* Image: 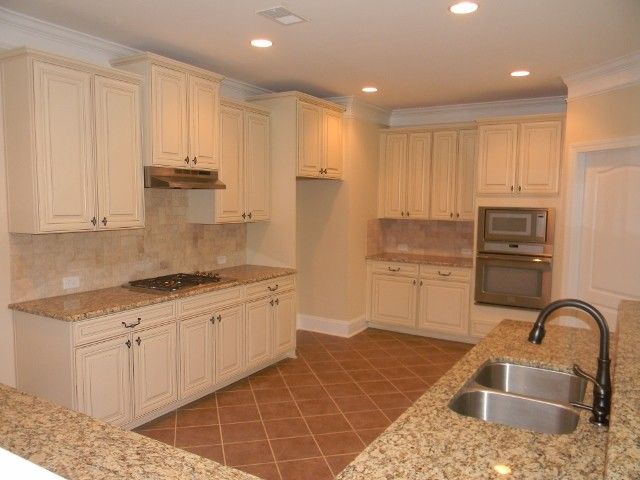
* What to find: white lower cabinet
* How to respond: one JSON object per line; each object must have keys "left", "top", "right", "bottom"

{"left": 367, "top": 261, "right": 471, "bottom": 340}
{"left": 75, "top": 336, "right": 132, "bottom": 426}
{"left": 215, "top": 304, "right": 246, "bottom": 382}
{"left": 179, "top": 313, "right": 215, "bottom": 399}
{"left": 14, "top": 274, "right": 297, "bottom": 430}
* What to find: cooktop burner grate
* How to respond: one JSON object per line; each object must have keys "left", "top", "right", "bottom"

{"left": 129, "top": 273, "right": 222, "bottom": 292}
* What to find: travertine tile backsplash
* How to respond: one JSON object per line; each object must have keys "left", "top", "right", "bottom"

{"left": 10, "top": 189, "right": 246, "bottom": 302}
{"left": 367, "top": 218, "right": 474, "bottom": 257}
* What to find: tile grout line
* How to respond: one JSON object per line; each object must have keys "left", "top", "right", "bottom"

{"left": 248, "top": 372, "right": 284, "bottom": 480}
{"left": 214, "top": 392, "right": 228, "bottom": 468}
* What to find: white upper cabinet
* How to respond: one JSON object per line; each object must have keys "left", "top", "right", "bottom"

{"left": 477, "top": 117, "right": 563, "bottom": 196}
{"left": 379, "top": 126, "right": 475, "bottom": 221}
{"left": 187, "top": 99, "right": 270, "bottom": 225}
{"left": 112, "top": 52, "right": 223, "bottom": 170}
{"left": 322, "top": 108, "right": 344, "bottom": 179}
{"left": 0, "top": 49, "right": 144, "bottom": 234}
{"left": 95, "top": 75, "right": 144, "bottom": 229}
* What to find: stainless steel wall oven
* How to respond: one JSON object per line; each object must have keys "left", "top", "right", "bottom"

{"left": 475, "top": 207, "right": 555, "bottom": 310}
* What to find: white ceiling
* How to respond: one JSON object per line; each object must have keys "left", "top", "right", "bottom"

{"left": 1, "top": 0, "right": 639, "bottom": 109}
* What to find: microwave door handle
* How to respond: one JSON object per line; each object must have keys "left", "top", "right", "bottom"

{"left": 477, "top": 254, "right": 552, "bottom": 264}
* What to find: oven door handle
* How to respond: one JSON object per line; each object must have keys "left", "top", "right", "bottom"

{"left": 476, "top": 254, "right": 552, "bottom": 264}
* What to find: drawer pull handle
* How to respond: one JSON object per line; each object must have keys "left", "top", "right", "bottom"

{"left": 267, "top": 284, "right": 279, "bottom": 292}
{"left": 388, "top": 267, "right": 401, "bottom": 272}
{"left": 122, "top": 318, "right": 141, "bottom": 328}
{"left": 135, "top": 337, "right": 141, "bottom": 346}
{"left": 437, "top": 271, "right": 452, "bottom": 277}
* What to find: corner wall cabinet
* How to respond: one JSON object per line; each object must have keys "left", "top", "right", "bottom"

{"left": 248, "top": 91, "right": 345, "bottom": 180}
{"left": 366, "top": 260, "right": 472, "bottom": 341}
{"left": 112, "top": 52, "right": 223, "bottom": 170}
{"left": 378, "top": 125, "right": 477, "bottom": 221}
{"left": 187, "top": 99, "right": 271, "bottom": 224}
{"left": 476, "top": 116, "right": 564, "bottom": 196}
{"left": 0, "top": 48, "right": 144, "bottom": 233}
{"left": 13, "top": 274, "right": 296, "bottom": 429}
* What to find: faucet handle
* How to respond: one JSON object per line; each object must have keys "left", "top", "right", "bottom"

{"left": 573, "top": 364, "right": 606, "bottom": 396}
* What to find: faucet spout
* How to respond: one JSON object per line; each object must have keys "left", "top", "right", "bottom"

{"left": 527, "top": 298, "right": 611, "bottom": 427}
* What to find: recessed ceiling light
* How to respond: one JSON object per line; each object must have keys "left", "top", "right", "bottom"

{"left": 510, "top": 70, "right": 530, "bottom": 77}
{"left": 251, "top": 39, "right": 273, "bottom": 48}
{"left": 449, "top": 2, "right": 479, "bottom": 14}
{"left": 362, "top": 87, "right": 378, "bottom": 93}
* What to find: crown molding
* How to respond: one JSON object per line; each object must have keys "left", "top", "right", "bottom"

{"left": 390, "top": 96, "right": 566, "bottom": 127}
{"left": 0, "top": 6, "right": 270, "bottom": 99}
{"left": 562, "top": 51, "right": 640, "bottom": 101}
{"left": 326, "top": 96, "right": 391, "bottom": 125}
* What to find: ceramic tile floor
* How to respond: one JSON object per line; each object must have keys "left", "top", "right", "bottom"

{"left": 134, "top": 328, "right": 473, "bottom": 480}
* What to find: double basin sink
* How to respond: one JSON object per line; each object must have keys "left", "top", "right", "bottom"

{"left": 449, "top": 361, "right": 588, "bottom": 434}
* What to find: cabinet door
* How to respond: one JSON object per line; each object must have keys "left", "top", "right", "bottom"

{"left": 517, "top": 121, "right": 562, "bottom": 195}
{"left": 133, "top": 323, "right": 177, "bottom": 418}
{"left": 406, "top": 132, "right": 431, "bottom": 219}
{"left": 94, "top": 75, "right": 144, "bottom": 230}
{"left": 322, "top": 109, "right": 343, "bottom": 179}
{"left": 297, "top": 101, "right": 322, "bottom": 177}
{"left": 370, "top": 274, "right": 418, "bottom": 327}
{"left": 215, "top": 104, "right": 245, "bottom": 223}
{"left": 273, "top": 291, "right": 296, "bottom": 356}
{"left": 151, "top": 65, "right": 188, "bottom": 167}
{"left": 75, "top": 336, "right": 132, "bottom": 426}
{"left": 383, "top": 134, "right": 407, "bottom": 219}
{"left": 215, "top": 304, "right": 245, "bottom": 382}
{"left": 430, "top": 131, "right": 458, "bottom": 220}
{"left": 245, "top": 297, "right": 273, "bottom": 369}
{"left": 245, "top": 111, "right": 270, "bottom": 222}
{"left": 33, "top": 61, "right": 96, "bottom": 232}
{"left": 179, "top": 314, "right": 214, "bottom": 400}
{"left": 189, "top": 75, "right": 219, "bottom": 170}
{"left": 455, "top": 130, "right": 477, "bottom": 221}
{"left": 418, "top": 280, "right": 469, "bottom": 336}
{"left": 477, "top": 124, "right": 518, "bottom": 194}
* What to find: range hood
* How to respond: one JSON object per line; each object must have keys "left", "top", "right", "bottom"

{"left": 144, "top": 166, "right": 226, "bottom": 189}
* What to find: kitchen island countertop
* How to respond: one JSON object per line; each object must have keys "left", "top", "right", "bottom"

{"left": 366, "top": 252, "right": 473, "bottom": 268}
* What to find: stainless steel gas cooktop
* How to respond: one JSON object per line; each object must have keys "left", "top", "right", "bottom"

{"left": 129, "top": 272, "right": 223, "bottom": 292}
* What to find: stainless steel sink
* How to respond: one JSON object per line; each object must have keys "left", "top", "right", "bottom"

{"left": 473, "top": 361, "right": 587, "bottom": 404}
{"left": 449, "top": 388, "right": 581, "bottom": 434}
{"left": 448, "top": 361, "right": 587, "bottom": 435}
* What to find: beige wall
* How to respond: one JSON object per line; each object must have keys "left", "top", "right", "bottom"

{"left": 296, "top": 117, "right": 380, "bottom": 322}
{"left": 10, "top": 189, "right": 246, "bottom": 303}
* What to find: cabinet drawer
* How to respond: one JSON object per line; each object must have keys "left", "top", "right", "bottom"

{"left": 370, "top": 261, "right": 419, "bottom": 276}
{"left": 178, "top": 286, "right": 243, "bottom": 318}
{"left": 73, "top": 302, "right": 176, "bottom": 346}
{"left": 245, "top": 275, "right": 295, "bottom": 300}
{"left": 420, "top": 265, "right": 471, "bottom": 282}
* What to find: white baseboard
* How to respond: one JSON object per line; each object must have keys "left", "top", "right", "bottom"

{"left": 297, "top": 314, "right": 367, "bottom": 338}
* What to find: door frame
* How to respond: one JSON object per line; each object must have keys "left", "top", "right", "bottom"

{"left": 558, "top": 134, "right": 640, "bottom": 327}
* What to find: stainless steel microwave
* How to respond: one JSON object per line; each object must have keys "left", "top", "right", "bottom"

{"left": 478, "top": 207, "right": 555, "bottom": 250}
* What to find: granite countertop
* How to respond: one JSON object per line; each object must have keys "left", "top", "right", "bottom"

{"left": 366, "top": 252, "right": 473, "bottom": 268}
{"left": 338, "top": 318, "right": 615, "bottom": 479}
{"left": 9, "top": 264, "right": 296, "bottom": 322}
{"left": 0, "top": 384, "right": 257, "bottom": 480}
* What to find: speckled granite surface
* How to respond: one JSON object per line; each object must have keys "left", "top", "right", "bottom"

{"left": 604, "top": 300, "right": 640, "bottom": 480}
{"left": 0, "top": 384, "right": 256, "bottom": 480}
{"left": 366, "top": 252, "right": 473, "bottom": 268}
{"left": 9, "top": 265, "right": 295, "bottom": 321}
{"left": 338, "top": 319, "right": 610, "bottom": 480}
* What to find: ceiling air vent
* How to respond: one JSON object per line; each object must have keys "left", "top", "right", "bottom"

{"left": 256, "top": 6, "right": 309, "bottom": 25}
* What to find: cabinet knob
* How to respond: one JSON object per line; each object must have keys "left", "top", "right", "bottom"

{"left": 270, "top": 299, "right": 275, "bottom": 307}
{"left": 400, "top": 211, "right": 405, "bottom": 217}
{"left": 184, "top": 156, "right": 190, "bottom": 164}
{"left": 275, "top": 298, "right": 280, "bottom": 306}
{"left": 420, "top": 280, "right": 423, "bottom": 286}
{"left": 450, "top": 212, "right": 453, "bottom": 218}
{"left": 412, "top": 280, "right": 417, "bottom": 285}
{"left": 406, "top": 211, "right": 410, "bottom": 217}
{"left": 135, "top": 337, "right": 141, "bottom": 346}
{"left": 456, "top": 213, "right": 460, "bottom": 218}
{"left": 242, "top": 212, "right": 246, "bottom": 219}
{"left": 217, "top": 315, "right": 222, "bottom": 323}
{"left": 511, "top": 185, "right": 514, "bottom": 192}
{"left": 193, "top": 156, "right": 198, "bottom": 165}
{"left": 125, "top": 339, "right": 132, "bottom": 349}
{"left": 210, "top": 316, "right": 216, "bottom": 324}
{"left": 517, "top": 185, "right": 522, "bottom": 192}
{"left": 101, "top": 217, "right": 108, "bottom": 226}
{"left": 90, "top": 217, "right": 97, "bottom": 226}
{"left": 247, "top": 212, "right": 253, "bottom": 219}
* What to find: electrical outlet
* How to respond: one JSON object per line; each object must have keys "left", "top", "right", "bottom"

{"left": 63, "top": 276, "right": 80, "bottom": 290}
{"left": 397, "top": 243, "right": 409, "bottom": 252}
{"left": 216, "top": 255, "right": 227, "bottom": 265}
